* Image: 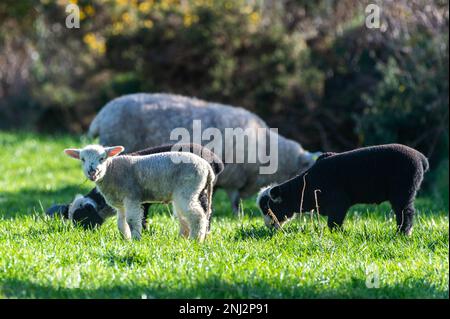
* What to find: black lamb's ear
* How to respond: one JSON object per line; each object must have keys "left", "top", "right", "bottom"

{"left": 61, "top": 205, "right": 70, "bottom": 219}
{"left": 46, "top": 204, "right": 70, "bottom": 219}
{"left": 269, "top": 186, "right": 282, "bottom": 202}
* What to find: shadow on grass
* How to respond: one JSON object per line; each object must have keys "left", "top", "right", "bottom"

{"left": 0, "top": 185, "right": 90, "bottom": 219}
{"left": 1, "top": 276, "right": 447, "bottom": 299}
{"left": 0, "top": 186, "right": 240, "bottom": 219}
{"left": 0, "top": 185, "right": 187, "bottom": 220}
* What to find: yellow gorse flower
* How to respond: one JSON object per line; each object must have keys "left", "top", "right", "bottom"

{"left": 84, "top": 5, "right": 95, "bottom": 16}
{"left": 83, "top": 33, "right": 106, "bottom": 55}
{"left": 249, "top": 11, "right": 261, "bottom": 25}
{"left": 112, "top": 21, "right": 124, "bottom": 34}
{"left": 116, "top": 0, "right": 129, "bottom": 7}
{"left": 122, "top": 12, "right": 132, "bottom": 24}
{"left": 139, "top": 1, "right": 154, "bottom": 13}
{"left": 143, "top": 19, "right": 154, "bottom": 28}
{"left": 183, "top": 13, "right": 199, "bottom": 27}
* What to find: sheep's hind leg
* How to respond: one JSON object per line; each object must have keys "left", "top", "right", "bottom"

{"left": 124, "top": 199, "right": 143, "bottom": 240}
{"left": 390, "top": 184, "right": 417, "bottom": 236}
{"left": 174, "top": 196, "right": 207, "bottom": 242}
{"left": 199, "top": 188, "right": 213, "bottom": 235}
{"left": 392, "top": 201, "right": 415, "bottom": 236}
{"left": 117, "top": 208, "right": 131, "bottom": 240}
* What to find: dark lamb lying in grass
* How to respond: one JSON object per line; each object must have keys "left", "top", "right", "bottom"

{"left": 46, "top": 143, "right": 224, "bottom": 230}
{"left": 257, "top": 144, "right": 429, "bottom": 235}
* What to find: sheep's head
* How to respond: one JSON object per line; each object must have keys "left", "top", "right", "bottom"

{"left": 68, "top": 195, "right": 104, "bottom": 229}
{"left": 64, "top": 144, "right": 124, "bottom": 182}
{"left": 257, "top": 185, "right": 295, "bottom": 229}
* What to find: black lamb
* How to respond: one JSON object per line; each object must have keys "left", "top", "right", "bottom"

{"left": 257, "top": 144, "right": 429, "bottom": 235}
{"left": 46, "top": 143, "right": 224, "bottom": 229}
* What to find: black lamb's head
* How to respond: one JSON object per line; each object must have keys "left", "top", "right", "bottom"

{"left": 257, "top": 185, "right": 297, "bottom": 229}
{"left": 69, "top": 195, "right": 105, "bottom": 229}
{"left": 72, "top": 204, "right": 104, "bottom": 229}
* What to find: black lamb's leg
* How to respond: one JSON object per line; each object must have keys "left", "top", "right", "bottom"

{"left": 142, "top": 203, "right": 151, "bottom": 230}
{"left": 327, "top": 213, "right": 346, "bottom": 231}
{"left": 390, "top": 182, "right": 417, "bottom": 235}
{"left": 392, "top": 200, "right": 415, "bottom": 236}
{"left": 321, "top": 193, "right": 350, "bottom": 231}
{"left": 325, "top": 201, "right": 349, "bottom": 231}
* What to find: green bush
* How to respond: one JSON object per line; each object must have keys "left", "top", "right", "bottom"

{"left": 103, "top": 0, "right": 304, "bottom": 116}
{"left": 301, "top": 1, "right": 448, "bottom": 162}
{"left": 357, "top": 32, "right": 449, "bottom": 165}
{"left": 430, "top": 159, "right": 450, "bottom": 210}
{"left": 0, "top": 1, "right": 448, "bottom": 198}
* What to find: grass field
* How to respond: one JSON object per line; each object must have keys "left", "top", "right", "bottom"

{"left": 0, "top": 132, "right": 448, "bottom": 298}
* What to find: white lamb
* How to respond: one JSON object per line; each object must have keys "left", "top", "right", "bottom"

{"left": 64, "top": 144, "right": 215, "bottom": 242}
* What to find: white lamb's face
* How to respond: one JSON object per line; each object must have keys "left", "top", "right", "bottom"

{"left": 79, "top": 146, "right": 108, "bottom": 182}
{"left": 64, "top": 144, "right": 124, "bottom": 183}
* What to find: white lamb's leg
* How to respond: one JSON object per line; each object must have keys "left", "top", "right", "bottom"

{"left": 185, "top": 199, "right": 208, "bottom": 242}
{"left": 117, "top": 208, "right": 131, "bottom": 240}
{"left": 172, "top": 203, "right": 189, "bottom": 238}
{"left": 189, "top": 206, "right": 208, "bottom": 242}
{"left": 173, "top": 195, "right": 207, "bottom": 242}
{"left": 124, "top": 198, "right": 143, "bottom": 240}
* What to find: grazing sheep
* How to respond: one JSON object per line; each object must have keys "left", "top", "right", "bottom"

{"left": 257, "top": 144, "right": 429, "bottom": 235}
{"left": 64, "top": 144, "right": 215, "bottom": 241}
{"left": 49, "top": 143, "right": 223, "bottom": 230}
{"left": 67, "top": 192, "right": 108, "bottom": 228}
{"left": 88, "top": 93, "right": 320, "bottom": 213}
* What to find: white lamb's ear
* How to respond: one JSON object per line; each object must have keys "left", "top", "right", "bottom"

{"left": 64, "top": 148, "right": 81, "bottom": 159}
{"left": 105, "top": 146, "right": 124, "bottom": 158}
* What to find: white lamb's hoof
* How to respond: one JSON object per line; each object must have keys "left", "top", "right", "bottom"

{"left": 131, "top": 231, "right": 142, "bottom": 240}
{"left": 120, "top": 231, "right": 132, "bottom": 241}
{"left": 189, "top": 233, "right": 206, "bottom": 242}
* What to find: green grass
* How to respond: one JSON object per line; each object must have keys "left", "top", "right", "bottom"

{"left": 0, "top": 132, "right": 448, "bottom": 298}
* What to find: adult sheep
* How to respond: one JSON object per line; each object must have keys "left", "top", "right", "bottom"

{"left": 89, "top": 93, "right": 320, "bottom": 213}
